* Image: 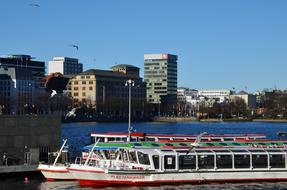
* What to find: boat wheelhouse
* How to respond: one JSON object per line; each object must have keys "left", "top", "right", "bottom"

{"left": 69, "top": 146, "right": 287, "bottom": 187}
{"left": 90, "top": 132, "right": 266, "bottom": 143}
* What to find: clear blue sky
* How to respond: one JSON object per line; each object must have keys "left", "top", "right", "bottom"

{"left": 0, "top": 0, "right": 286, "bottom": 92}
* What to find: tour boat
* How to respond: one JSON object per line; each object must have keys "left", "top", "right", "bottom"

{"left": 68, "top": 145, "right": 287, "bottom": 187}
{"left": 90, "top": 132, "right": 266, "bottom": 143}
{"left": 38, "top": 139, "right": 75, "bottom": 181}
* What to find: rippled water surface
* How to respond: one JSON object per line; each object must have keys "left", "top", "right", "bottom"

{"left": 3, "top": 121, "right": 287, "bottom": 190}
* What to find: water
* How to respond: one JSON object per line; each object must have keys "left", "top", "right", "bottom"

{"left": 3, "top": 121, "right": 287, "bottom": 190}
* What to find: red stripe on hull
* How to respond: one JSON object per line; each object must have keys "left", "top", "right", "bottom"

{"left": 46, "top": 178, "right": 75, "bottom": 181}
{"left": 77, "top": 178, "right": 287, "bottom": 187}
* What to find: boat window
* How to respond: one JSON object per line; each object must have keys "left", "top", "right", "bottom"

{"left": 198, "top": 155, "right": 214, "bottom": 169}
{"left": 103, "top": 150, "right": 117, "bottom": 160}
{"left": 165, "top": 143, "right": 173, "bottom": 146}
{"left": 206, "top": 143, "right": 214, "bottom": 146}
{"left": 115, "top": 137, "right": 122, "bottom": 142}
{"left": 94, "top": 150, "right": 104, "bottom": 159}
{"left": 164, "top": 155, "right": 176, "bottom": 170}
{"left": 128, "top": 151, "right": 138, "bottom": 163}
{"left": 152, "top": 155, "right": 160, "bottom": 169}
{"left": 252, "top": 154, "right": 268, "bottom": 168}
{"left": 234, "top": 155, "right": 250, "bottom": 168}
{"left": 107, "top": 137, "right": 115, "bottom": 142}
{"left": 94, "top": 137, "right": 104, "bottom": 142}
{"left": 146, "top": 137, "right": 156, "bottom": 141}
{"left": 122, "top": 150, "right": 129, "bottom": 163}
{"left": 179, "top": 155, "right": 196, "bottom": 169}
{"left": 232, "top": 143, "right": 241, "bottom": 146}
{"left": 130, "top": 137, "right": 137, "bottom": 142}
{"left": 270, "top": 154, "right": 285, "bottom": 168}
{"left": 138, "top": 152, "right": 150, "bottom": 165}
{"left": 179, "top": 143, "right": 188, "bottom": 146}
{"left": 159, "top": 138, "right": 170, "bottom": 140}
{"left": 219, "top": 143, "right": 228, "bottom": 146}
{"left": 216, "top": 155, "right": 232, "bottom": 169}
{"left": 223, "top": 138, "right": 234, "bottom": 141}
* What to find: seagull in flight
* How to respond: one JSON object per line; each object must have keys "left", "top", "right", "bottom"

{"left": 70, "top": 44, "right": 79, "bottom": 51}
{"left": 29, "top": 3, "right": 40, "bottom": 7}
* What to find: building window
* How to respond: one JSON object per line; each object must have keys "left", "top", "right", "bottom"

{"left": 74, "top": 81, "right": 78, "bottom": 85}
{"left": 82, "top": 87, "right": 86, "bottom": 90}
{"left": 89, "top": 81, "right": 93, "bottom": 84}
{"left": 82, "top": 81, "right": 86, "bottom": 85}
{"left": 74, "top": 87, "right": 78, "bottom": 90}
{"left": 82, "top": 92, "right": 86, "bottom": 96}
{"left": 74, "top": 92, "right": 78, "bottom": 96}
{"left": 89, "top": 87, "right": 93, "bottom": 90}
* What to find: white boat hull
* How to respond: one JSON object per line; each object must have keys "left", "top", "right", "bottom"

{"left": 68, "top": 164, "right": 287, "bottom": 186}
{"left": 38, "top": 164, "right": 74, "bottom": 181}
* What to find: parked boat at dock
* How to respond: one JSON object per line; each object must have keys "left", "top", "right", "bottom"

{"left": 69, "top": 145, "right": 287, "bottom": 187}
{"left": 90, "top": 132, "right": 266, "bottom": 143}
{"left": 37, "top": 139, "right": 74, "bottom": 181}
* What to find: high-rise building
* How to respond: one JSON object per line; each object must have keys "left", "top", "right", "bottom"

{"left": 0, "top": 66, "right": 34, "bottom": 114}
{"left": 0, "top": 55, "right": 45, "bottom": 89}
{"left": 144, "top": 54, "right": 178, "bottom": 105}
{"left": 48, "top": 57, "right": 83, "bottom": 75}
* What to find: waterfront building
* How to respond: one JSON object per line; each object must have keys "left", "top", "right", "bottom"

{"left": 0, "top": 55, "right": 45, "bottom": 89}
{"left": 0, "top": 115, "right": 61, "bottom": 165}
{"left": 198, "top": 89, "right": 231, "bottom": 103}
{"left": 230, "top": 91, "right": 256, "bottom": 109}
{"left": 144, "top": 54, "right": 177, "bottom": 113}
{"left": 0, "top": 67, "right": 34, "bottom": 114}
{"left": 69, "top": 64, "right": 146, "bottom": 118}
{"left": 48, "top": 57, "right": 83, "bottom": 75}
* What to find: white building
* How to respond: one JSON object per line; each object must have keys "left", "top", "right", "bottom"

{"left": 198, "top": 89, "right": 231, "bottom": 103}
{"left": 230, "top": 91, "right": 256, "bottom": 109}
{"left": 48, "top": 57, "right": 83, "bottom": 75}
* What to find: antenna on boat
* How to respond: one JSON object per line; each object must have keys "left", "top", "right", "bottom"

{"left": 84, "top": 139, "right": 100, "bottom": 166}
{"left": 187, "top": 132, "right": 208, "bottom": 154}
{"left": 53, "top": 139, "right": 68, "bottom": 166}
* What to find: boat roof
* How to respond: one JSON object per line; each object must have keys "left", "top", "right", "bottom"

{"left": 90, "top": 132, "right": 266, "bottom": 138}
{"left": 83, "top": 140, "right": 287, "bottom": 151}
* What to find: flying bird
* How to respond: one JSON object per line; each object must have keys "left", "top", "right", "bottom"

{"left": 29, "top": 3, "right": 40, "bottom": 7}
{"left": 50, "top": 90, "right": 57, "bottom": 98}
{"left": 70, "top": 44, "right": 79, "bottom": 51}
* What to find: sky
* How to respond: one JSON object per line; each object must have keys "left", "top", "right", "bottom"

{"left": 0, "top": 0, "right": 286, "bottom": 93}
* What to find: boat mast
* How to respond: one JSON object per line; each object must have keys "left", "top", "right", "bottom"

{"left": 84, "top": 139, "right": 100, "bottom": 166}
{"left": 53, "top": 139, "right": 67, "bottom": 166}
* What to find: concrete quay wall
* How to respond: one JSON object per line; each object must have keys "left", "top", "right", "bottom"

{"left": 0, "top": 115, "right": 61, "bottom": 165}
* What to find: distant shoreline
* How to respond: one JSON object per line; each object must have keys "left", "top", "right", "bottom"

{"left": 152, "top": 117, "right": 287, "bottom": 123}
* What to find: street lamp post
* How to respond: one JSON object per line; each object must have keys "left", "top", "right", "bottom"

{"left": 125, "top": 79, "right": 134, "bottom": 142}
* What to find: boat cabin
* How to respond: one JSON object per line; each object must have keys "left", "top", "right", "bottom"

{"left": 88, "top": 147, "right": 287, "bottom": 172}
